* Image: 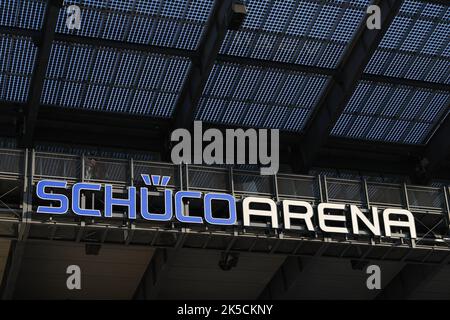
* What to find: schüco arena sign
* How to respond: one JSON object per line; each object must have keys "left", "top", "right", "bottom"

{"left": 35, "top": 174, "right": 417, "bottom": 239}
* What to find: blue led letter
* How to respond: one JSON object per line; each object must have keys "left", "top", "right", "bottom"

{"left": 72, "top": 183, "right": 102, "bottom": 217}
{"left": 105, "top": 185, "right": 137, "bottom": 219}
{"left": 36, "top": 180, "right": 69, "bottom": 214}
{"left": 140, "top": 188, "right": 173, "bottom": 221}
{"left": 204, "top": 193, "right": 237, "bottom": 226}
{"left": 175, "top": 191, "right": 203, "bottom": 224}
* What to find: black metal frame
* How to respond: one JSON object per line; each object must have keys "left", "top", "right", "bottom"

{"left": 296, "top": 0, "right": 404, "bottom": 173}
{"left": 1, "top": 101, "right": 449, "bottom": 180}
{"left": 172, "top": 0, "right": 235, "bottom": 129}
{"left": 417, "top": 113, "right": 450, "bottom": 184}
{"left": 0, "top": 0, "right": 449, "bottom": 301}
{"left": 0, "top": 0, "right": 448, "bottom": 180}
{"left": 20, "top": 0, "right": 62, "bottom": 147}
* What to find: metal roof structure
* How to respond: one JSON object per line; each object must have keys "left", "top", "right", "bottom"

{"left": 0, "top": 0, "right": 450, "bottom": 301}
{"left": 0, "top": 0, "right": 449, "bottom": 182}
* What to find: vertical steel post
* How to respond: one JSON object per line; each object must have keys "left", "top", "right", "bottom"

{"left": 130, "top": 158, "right": 134, "bottom": 186}
{"left": 81, "top": 154, "right": 85, "bottom": 182}
{"left": 178, "top": 164, "right": 183, "bottom": 191}
{"left": 273, "top": 173, "right": 279, "bottom": 202}
{"left": 318, "top": 174, "right": 324, "bottom": 203}
{"left": 19, "top": 149, "right": 29, "bottom": 241}
{"left": 229, "top": 166, "right": 235, "bottom": 196}
{"left": 443, "top": 186, "right": 450, "bottom": 230}
{"left": 323, "top": 175, "right": 329, "bottom": 203}
{"left": 80, "top": 155, "right": 86, "bottom": 211}
{"left": 402, "top": 182, "right": 413, "bottom": 246}
{"left": 363, "top": 178, "right": 370, "bottom": 208}
{"left": 20, "top": 149, "right": 34, "bottom": 241}
{"left": 28, "top": 149, "right": 35, "bottom": 228}
{"left": 403, "top": 182, "right": 410, "bottom": 211}
{"left": 185, "top": 163, "right": 189, "bottom": 191}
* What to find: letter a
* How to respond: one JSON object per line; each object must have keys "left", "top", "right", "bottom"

{"left": 366, "top": 265, "right": 381, "bottom": 290}
{"left": 66, "top": 5, "right": 82, "bottom": 30}
{"left": 66, "top": 265, "right": 81, "bottom": 290}
{"left": 366, "top": 5, "right": 381, "bottom": 30}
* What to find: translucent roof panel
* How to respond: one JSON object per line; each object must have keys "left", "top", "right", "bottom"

{"left": 0, "top": 35, "right": 37, "bottom": 103}
{"left": 331, "top": 80, "right": 450, "bottom": 145}
{"left": 57, "top": 0, "right": 214, "bottom": 50}
{"left": 220, "top": 0, "right": 370, "bottom": 68}
{"left": 195, "top": 62, "right": 329, "bottom": 131}
{"left": 0, "top": 0, "right": 47, "bottom": 30}
{"left": 41, "top": 42, "right": 191, "bottom": 118}
{"left": 365, "top": 0, "right": 450, "bottom": 84}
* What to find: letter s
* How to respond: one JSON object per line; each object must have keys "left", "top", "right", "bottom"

{"left": 36, "top": 180, "right": 69, "bottom": 214}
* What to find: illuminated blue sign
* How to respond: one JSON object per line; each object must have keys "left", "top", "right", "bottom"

{"left": 37, "top": 174, "right": 237, "bottom": 226}
{"left": 35, "top": 174, "right": 417, "bottom": 239}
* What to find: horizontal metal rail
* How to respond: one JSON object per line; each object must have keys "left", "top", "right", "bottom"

{"left": 0, "top": 147, "right": 449, "bottom": 261}
{"left": 0, "top": 147, "right": 448, "bottom": 210}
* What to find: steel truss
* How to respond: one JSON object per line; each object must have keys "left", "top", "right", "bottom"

{"left": 0, "top": 0, "right": 449, "bottom": 181}
{"left": 20, "top": 0, "right": 62, "bottom": 147}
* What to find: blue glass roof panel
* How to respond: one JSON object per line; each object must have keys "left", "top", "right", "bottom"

{"left": 220, "top": 0, "right": 369, "bottom": 68}
{"left": 2, "top": 75, "right": 31, "bottom": 103}
{"left": 0, "top": 0, "right": 446, "bottom": 149}
{"left": 57, "top": 0, "right": 214, "bottom": 50}
{"left": 0, "top": 0, "right": 46, "bottom": 30}
{"left": 422, "top": 3, "right": 447, "bottom": 18}
{"left": 0, "top": 35, "right": 37, "bottom": 103}
{"left": 196, "top": 62, "right": 329, "bottom": 131}
{"left": 365, "top": 0, "right": 450, "bottom": 84}
{"left": 332, "top": 81, "right": 450, "bottom": 144}
{"left": 42, "top": 42, "right": 190, "bottom": 117}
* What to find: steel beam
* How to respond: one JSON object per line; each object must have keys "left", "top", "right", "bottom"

{"left": 317, "top": 136, "right": 421, "bottom": 175}
{"left": 259, "top": 256, "right": 306, "bottom": 300}
{"left": 0, "top": 26, "right": 40, "bottom": 38}
{"left": 1, "top": 100, "right": 447, "bottom": 179}
{"left": 133, "top": 247, "right": 183, "bottom": 300}
{"left": 217, "top": 55, "right": 450, "bottom": 92}
{"left": 0, "top": 146, "right": 34, "bottom": 299}
{"left": 1, "top": 102, "right": 446, "bottom": 179}
{"left": 1, "top": 103, "right": 169, "bottom": 151}
{"left": 361, "top": 73, "right": 450, "bottom": 92}
{"left": 217, "top": 54, "right": 334, "bottom": 76}
{"left": 171, "top": 0, "right": 239, "bottom": 129}
{"left": 133, "top": 249, "right": 168, "bottom": 299}
{"left": 1, "top": 26, "right": 448, "bottom": 93}
{"left": 35, "top": 106, "right": 169, "bottom": 151}
{"left": 296, "top": 0, "right": 404, "bottom": 173}
{"left": 0, "top": 25, "right": 194, "bottom": 57}
{"left": 1, "top": 145, "right": 30, "bottom": 299}
{"left": 417, "top": 0, "right": 450, "bottom": 5}
{"left": 20, "top": 0, "right": 62, "bottom": 147}
{"left": 0, "top": 241, "right": 26, "bottom": 299}
{"left": 415, "top": 111, "right": 450, "bottom": 184}
{"left": 376, "top": 263, "right": 443, "bottom": 300}
{"left": 57, "top": 33, "right": 196, "bottom": 58}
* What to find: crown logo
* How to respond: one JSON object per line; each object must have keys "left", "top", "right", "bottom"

{"left": 141, "top": 174, "right": 170, "bottom": 187}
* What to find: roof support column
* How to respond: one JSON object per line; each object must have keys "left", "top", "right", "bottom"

{"left": 376, "top": 263, "right": 444, "bottom": 300}
{"left": 295, "top": 0, "right": 403, "bottom": 173}
{"left": 414, "top": 112, "right": 450, "bottom": 184}
{"left": 20, "top": 0, "right": 62, "bottom": 147}
{"left": 1, "top": 148, "right": 33, "bottom": 299}
{"left": 258, "top": 256, "right": 306, "bottom": 300}
{"left": 172, "top": 0, "right": 247, "bottom": 130}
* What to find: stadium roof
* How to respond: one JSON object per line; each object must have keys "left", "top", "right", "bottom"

{"left": 0, "top": 0, "right": 449, "bottom": 182}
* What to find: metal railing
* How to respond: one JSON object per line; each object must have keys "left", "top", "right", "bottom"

{"left": 0, "top": 147, "right": 448, "bottom": 214}
{"left": 0, "top": 147, "right": 450, "bottom": 262}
